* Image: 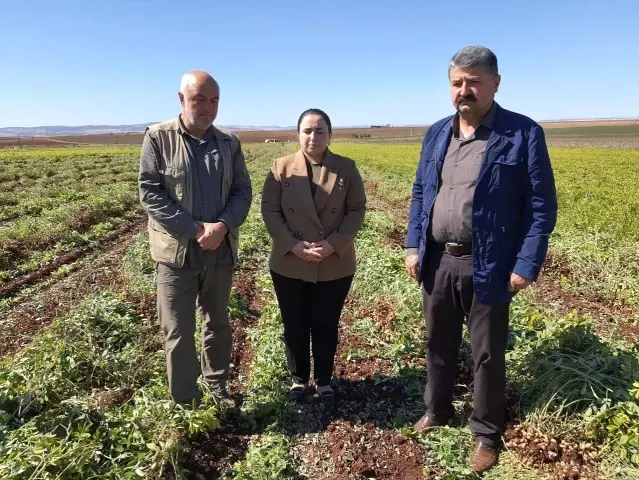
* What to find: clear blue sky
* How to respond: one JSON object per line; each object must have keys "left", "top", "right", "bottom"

{"left": 1, "top": 0, "right": 638, "bottom": 128}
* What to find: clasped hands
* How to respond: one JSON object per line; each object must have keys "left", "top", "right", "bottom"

{"left": 195, "top": 222, "right": 228, "bottom": 251}
{"left": 292, "top": 241, "right": 334, "bottom": 262}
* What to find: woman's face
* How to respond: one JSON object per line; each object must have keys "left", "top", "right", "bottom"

{"left": 298, "top": 113, "right": 331, "bottom": 158}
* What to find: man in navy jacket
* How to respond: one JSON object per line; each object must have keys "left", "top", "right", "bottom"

{"left": 405, "top": 46, "right": 557, "bottom": 473}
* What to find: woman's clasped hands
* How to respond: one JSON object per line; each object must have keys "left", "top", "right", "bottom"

{"left": 291, "top": 241, "right": 335, "bottom": 262}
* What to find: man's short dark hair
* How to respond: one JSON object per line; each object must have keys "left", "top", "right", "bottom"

{"left": 449, "top": 46, "right": 498, "bottom": 76}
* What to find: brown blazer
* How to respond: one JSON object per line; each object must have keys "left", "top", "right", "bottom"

{"left": 261, "top": 149, "right": 367, "bottom": 283}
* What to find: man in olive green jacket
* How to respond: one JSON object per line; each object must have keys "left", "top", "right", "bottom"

{"left": 138, "top": 71, "right": 252, "bottom": 405}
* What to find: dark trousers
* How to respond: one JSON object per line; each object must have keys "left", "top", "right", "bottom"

{"left": 271, "top": 271, "right": 353, "bottom": 386}
{"left": 421, "top": 249, "right": 510, "bottom": 445}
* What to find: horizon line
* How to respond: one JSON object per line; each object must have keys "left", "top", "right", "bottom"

{"left": 1, "top": 115, "right": 638, "bottom": 133}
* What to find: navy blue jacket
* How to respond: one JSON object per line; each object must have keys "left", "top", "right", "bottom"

{"left": 406, "top": 104, "right": 558, "bottom": 304}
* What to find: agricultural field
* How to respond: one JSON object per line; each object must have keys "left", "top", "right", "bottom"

{"left": 0, "top": 135, "right": 638, "bottom": 479}
{"left": 0, "top": 147, "right": 143, "bottom": 299}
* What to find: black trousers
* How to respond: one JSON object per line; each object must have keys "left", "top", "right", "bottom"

{"left": 271, "top": 270, "right": 354, "bottom": 386}
{"left": 421, "top": 248, "right": 510, "bottom": 446}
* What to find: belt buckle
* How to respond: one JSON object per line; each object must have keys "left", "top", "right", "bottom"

{"left": 445, "top": 242, "right": 462, "bottom": 255}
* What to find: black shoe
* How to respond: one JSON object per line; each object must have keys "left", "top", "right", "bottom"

{"left": 317, "top": 385, "right": 335, "bottom": 407}
{"left": 210, "top": 386, "right": 236, "bottom": 409}
{"left": 289, "top": 384, "right": 306, "bottom": 403}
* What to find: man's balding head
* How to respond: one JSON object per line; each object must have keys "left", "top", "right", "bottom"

{"left": 178, "top": 71, "right": 220, "bottom": 136}
{"left": 179, "top": 71, "right": 219, "bottom": 95}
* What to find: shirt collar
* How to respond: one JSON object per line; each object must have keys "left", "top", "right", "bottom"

{"left": 452, "top": 101, "right": 497, "bottom": 138}
{"left": 480, "top": 102, "right": 497, "bottom": 130}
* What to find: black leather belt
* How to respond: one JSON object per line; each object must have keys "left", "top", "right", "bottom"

{"left": 431, "top": 242, "right": 472, "bottom": 256}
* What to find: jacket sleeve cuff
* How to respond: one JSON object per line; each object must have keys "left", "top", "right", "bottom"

{"left": 217, "top": 213, "right": 236, "bottom": 232}
{"left": 187, "top": 220, "right": 201, "bottom": 239}
{"left": 326, "top": 233, "right": 350, "bottom": 258}
{"left": 513, "top": 258, "right": 538, "bottom": 282}
{"left": 405, "top": 248, "right": 419, "bottom": 257}
{"left": 279, "top": 236, "right": 299, "bottom": 254}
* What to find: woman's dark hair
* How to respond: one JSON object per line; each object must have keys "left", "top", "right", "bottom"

{"left": 297, "top": 108, "right": 332, "bottom": 134}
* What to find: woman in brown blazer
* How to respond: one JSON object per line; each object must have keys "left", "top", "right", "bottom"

{"left": 261, "top": 108, "right": 366, "bottom": 406}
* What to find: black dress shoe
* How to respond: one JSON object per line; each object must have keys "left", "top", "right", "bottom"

{"left": 289, "top": 385, "right": 306, "bottom": 403}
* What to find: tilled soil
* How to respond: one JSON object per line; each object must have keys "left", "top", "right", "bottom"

{"left": 327, "top": 422, "right": 425, "bottom": 480}
{"left": 228, "top": 262, "right": 263, "bottom": 394}
{"left": 0, "top": 221, "right": 145, "bottom": 357}
{"left": 290, "top": 304, "right": 428, "bottom": 479}
{"left": 0, "top": 219, "right": 145, "bottom": 300}
{"left": 178, "top": 424, "right": 252, "bottom": 480}
{"left": 291, "top": 273, "right": 618, "bottom": 479}
{"left": 532, "top": 254, "right": 639, "bottom": 343}
{"left": 292, "top": 384, "right": 428, "bottom": 480}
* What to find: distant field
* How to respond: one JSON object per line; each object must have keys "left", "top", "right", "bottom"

{"left": 0, "top": 133, "right": 144, "bottom": 147}
{"left": 543, "top": 124, "right": 639, "bottom": 148}
{"left": 544, "top": 124, "right": 639, "bottom": 136}
{"left": 0, "top": 127, "right": 429, "bottom": 147}
{"left": 1, "top": 119, "right": 637, "bottom": 148}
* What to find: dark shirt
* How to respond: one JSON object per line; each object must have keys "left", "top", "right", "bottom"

{"left": 306, "top": 160, "right": 323, "bottom": 197}
{"left": 181, "top": 126, "right": 232, "bottom": 268}
{"left": 430, "top": 102, "right": 497, "bottom": 244}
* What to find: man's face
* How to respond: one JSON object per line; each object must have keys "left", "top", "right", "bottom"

{"left": 449, "top": 66, "right": 500, "bottom": 116}
{"left": 179, "top": 80, "right": 220, "bottom": 131}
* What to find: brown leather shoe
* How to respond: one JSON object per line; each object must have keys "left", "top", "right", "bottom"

{"left": 413, "top": 412, "right": 450, "bottom": 432}
{"left": 470, "top": 439, "right": 499, "bottom": 473}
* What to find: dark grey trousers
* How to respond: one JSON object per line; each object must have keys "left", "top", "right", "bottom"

{"left": 157, "top": 263, "right": 234, "bottom": 404}
{"left": 421, "top": 248, "right": 510, "bottom": 446}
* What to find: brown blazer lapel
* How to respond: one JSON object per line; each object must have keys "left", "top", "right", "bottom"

{"left": 291, "top": 151, "right": 323, "bottom": 228}
{"left": 314, "top": 150, "right": 339, "bottom": 213}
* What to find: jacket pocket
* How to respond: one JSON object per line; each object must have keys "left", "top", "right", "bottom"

{"left": 163, "top": 167, "right": 186, "bottom": 201}
{"left": 149, "top": 225, "right": 180, "bottom": 264}
{"left": 498, "top": 225, "right": 513, "bottom": 248}
{"left": 489, "top": 153, "right": 522, "bottom": 191}
{"left": 494, "top": 152, "right": 523, "bottom": 165}
{"left": 497, "top": 225, "right": 518, "bottom": 271}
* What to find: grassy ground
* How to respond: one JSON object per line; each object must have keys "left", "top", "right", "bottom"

{"left": 0, "top": 142, "right": 638, "bottom": 479}
{"left": 331, "top": 144, "right": 639, "bottom": 319}
{"left": 0, "top": 147, "right": 143, "bottom": 285}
